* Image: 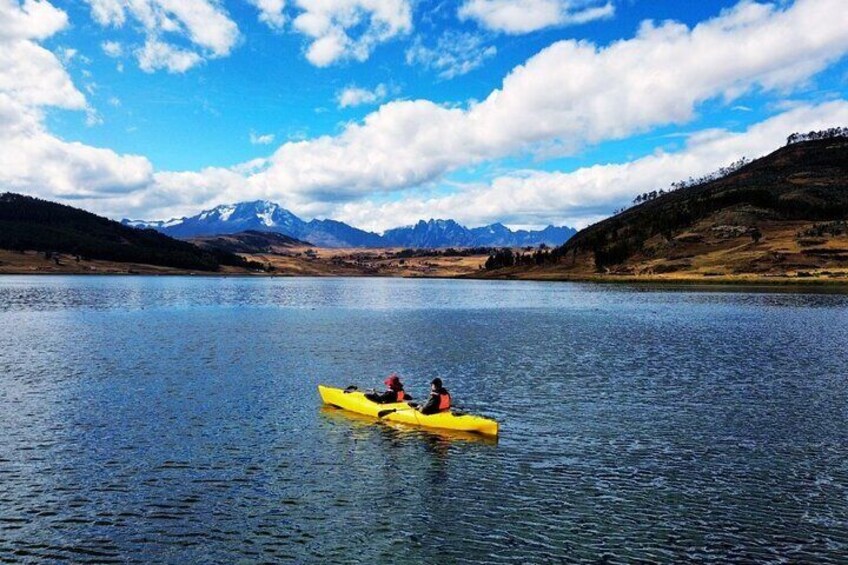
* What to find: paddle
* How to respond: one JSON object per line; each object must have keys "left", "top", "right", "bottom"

{"left": 377, "top": 404, "right": 418, "bottom": 419}
{"left": 378, "top": 405, "right": 469, "bottom": 418}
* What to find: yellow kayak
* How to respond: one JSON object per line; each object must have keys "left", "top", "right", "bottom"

{"left": 318, "top": 385, "right": 499, "bottom": 437}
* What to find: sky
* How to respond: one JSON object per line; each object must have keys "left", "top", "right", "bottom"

{"left": 1, "top": 0, "right": 847, "bottom": 232}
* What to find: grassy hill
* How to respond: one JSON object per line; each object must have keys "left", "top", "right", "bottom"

{"left": 480, "top": 133, "right": 848, "bottom": 282}
{"left": 0, "top": 193, "right": 263, "bottom": 272}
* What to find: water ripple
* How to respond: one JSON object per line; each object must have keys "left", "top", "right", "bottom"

{"left": 1, "top": 276, "right": 847, "bottom": 562}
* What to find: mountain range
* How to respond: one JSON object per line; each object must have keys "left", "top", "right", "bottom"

{"left": 122, "top": 201, "right": 576, "bottom": 248}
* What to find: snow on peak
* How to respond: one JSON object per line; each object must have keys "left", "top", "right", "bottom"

{"left": 217, "top": 205, "right": 236, "bottom": 221}
{"left": 163, "top": 217, "right": 185, "bottom": 228}
{"left": 257, "top": 208, "right": 276, "bottom": 226}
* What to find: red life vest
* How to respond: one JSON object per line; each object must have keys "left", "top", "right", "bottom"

{"left": 437, "top": 390, "right": 451, "bottom": 411}
{"left": 396, "top": 390, "right": 406, "bottom": 402}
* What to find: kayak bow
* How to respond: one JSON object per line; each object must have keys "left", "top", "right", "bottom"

{"left": 318, "top": 385, "right": 499, "bottom": 437}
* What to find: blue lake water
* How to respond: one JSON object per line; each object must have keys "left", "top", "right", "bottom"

{"left": 1, "top": 276, "right": 847, "bottom": 563}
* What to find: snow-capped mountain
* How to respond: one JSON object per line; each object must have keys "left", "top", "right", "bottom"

{"left": 123, "top": 201, "right": 306, "bottom": 239}
{"left": 122, "top": 200, "right": 382, "bottom": 246}
{"left": 123, "top": 202, "right": 575, "bottom": 248}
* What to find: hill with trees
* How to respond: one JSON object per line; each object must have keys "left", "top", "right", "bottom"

{"left": 479, "top": 130, "right": 848, "bottom": 281}
{"left": 0, "top": 193, "right": 265, "bottom": 272}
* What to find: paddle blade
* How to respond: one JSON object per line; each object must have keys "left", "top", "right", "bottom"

{"left": 377, "top": 409, "right": 396, "bottom": 419}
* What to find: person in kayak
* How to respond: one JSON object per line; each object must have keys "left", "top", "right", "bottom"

{"left": 418, "top": 378, "right": 451, "bottom": 415}
{"left": 364, "top": 373, "right": 410, "bottom": 404}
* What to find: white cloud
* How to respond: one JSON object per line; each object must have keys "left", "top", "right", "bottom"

{"left": 0, "top": 0, "right": 156, "bottom": 212}
{"left": 459, "top": 0, "right": 614, "bottom": 34}
{"left": 4, "top": 0, "right": 848, "bottom": 229}
{"left": 236, "top": 0, "right": 848, "bottom": 203}
{"left": 0, "top": 2, "right": 84, "bottom": 110}
{"left": 250, "top": 131, "right": 275, "bottom": 145}
{"left": 405, "top": 31, "right": 496, "bottom": 79}
{"left": 337, "top": 83, "right": 388, "bottom": 108}
{"left": 84, "top": 0, "right": 239, "bottom": 72}
{"left": 57, "top": 46, "right": 77, "bottom": 64}
{"left": 0, "top": 0, "right": 68, "bottom": 40}
{"left": 292, "top": 0, "right": 412, "bottom": 66}
{"left": 101, "top": 40, "right": 123, "bottom": 57}
{"left": 0, "top": 42, "right": 86, "bottom": 110}
{"left": 136, "top": 38, "right": 202, "bottom": 73}
{"left": 249, "top": 0, "right": 285, "bottom": 29}
{"left": 330, "top": 101, "right": 848, "bottom": 231}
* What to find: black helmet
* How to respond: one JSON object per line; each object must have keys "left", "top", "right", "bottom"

{"left": 431, "top": 377, "right": 443, "bottom": 388}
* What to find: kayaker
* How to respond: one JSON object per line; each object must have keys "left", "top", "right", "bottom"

{"left": 419, "top": 378, "right": 451, "bottom": 415}
{"left": 365, "top": 373, "right": 410, "bottom": 404}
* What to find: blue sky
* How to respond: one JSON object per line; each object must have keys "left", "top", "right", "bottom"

{"left": 2, "top": 0, "right": 848, "bottom": 231}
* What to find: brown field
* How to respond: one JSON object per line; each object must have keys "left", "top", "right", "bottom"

{"left": 0, "top": 247, "right": 489, "bottom": 278}
{"left": 249, "top": 246, "right": 488, "bottom": 277}
{"left": 5, "top": 226, "right": 848, "bottom": 288}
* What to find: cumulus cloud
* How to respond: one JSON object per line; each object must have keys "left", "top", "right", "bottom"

{"left": 459, "top": 0, "right": 614, "bottom": 34}
{"left": 0, "top": 39, "right": 86, "bottom": 110}
{"left": 405, "top": 31, "right": 496, "bottom": 79}
{"left": 330, "top": 101, "right": 848, "bottom": 231}
{"left": 249, "top": 0, "right": 286, "bottom": 29}
{"left": 0, "top": 0, "right": 68, "bottom": 40}
{"left": 136, "top": 38, "right": 202, "bottom": 73}
{"left": 0, "top": 0, "right": 155, "bottom": 212}
{"left": 84, "top": 0, "right": 239, "bottom": 72}
{"left": 292, "top": 0, "right": 412, "bottom": 66}
{"left": 235, "top": 0, "right": 848, "bottom": 203}
{"left": 337, "top": 83, "right": 388, "bottom": 108}
{"left": 4, "top": 0, "right": 848, "bottom": 228}
{"left": 101, "top": 40, "right": 123, "bottom": 57}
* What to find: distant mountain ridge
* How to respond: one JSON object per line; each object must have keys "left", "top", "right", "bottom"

{"left": 188, "top": 230, "right": 310, "bottom": 255}
{"left": 123, "top": 201, "right": 576, "bottom": 248}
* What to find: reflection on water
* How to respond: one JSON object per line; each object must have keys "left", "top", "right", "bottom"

{"left": 1, "top": 276, "right": 847, "bottom": 563}
{"left": 320, "top": 405, "right": 499, "bottom": 446}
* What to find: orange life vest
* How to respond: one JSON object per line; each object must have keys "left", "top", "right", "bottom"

{"left": 437, "top": 390, "right": 451, "bottom": 411}
{"left": 396, "top": 390, "right": 406, "bottom": 402}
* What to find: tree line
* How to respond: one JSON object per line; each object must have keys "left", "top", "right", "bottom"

{"left": 786, "top": 127, "right": 848, "bottom": 145}
{"left": 630, "top": 157, "right": 752, "bottom": 207}
{"left": 484, "top": 244, "right": 572, "bottom": 270}
{"left": 394, "top": 247, "right": 494, "bottom": 259}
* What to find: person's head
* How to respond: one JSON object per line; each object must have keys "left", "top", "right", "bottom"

{"left": 385, "top": 373, "right": 403, "bottom": 391}
{"left": 430, "top": 377, "right": 443, "bottom": 392}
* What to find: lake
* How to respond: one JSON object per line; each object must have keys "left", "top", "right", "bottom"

{"left": 1, "top": 276, "right": 847, "bottom": 563}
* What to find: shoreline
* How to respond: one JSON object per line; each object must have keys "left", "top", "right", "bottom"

{"left": 464, "top": 272, "right": 848, "bottom": 287}
{"left": 3, "top": 268, "right": 848, "bottom": 292}
{"left": 3, "top": 250, "right": 848, "bottom": 290}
